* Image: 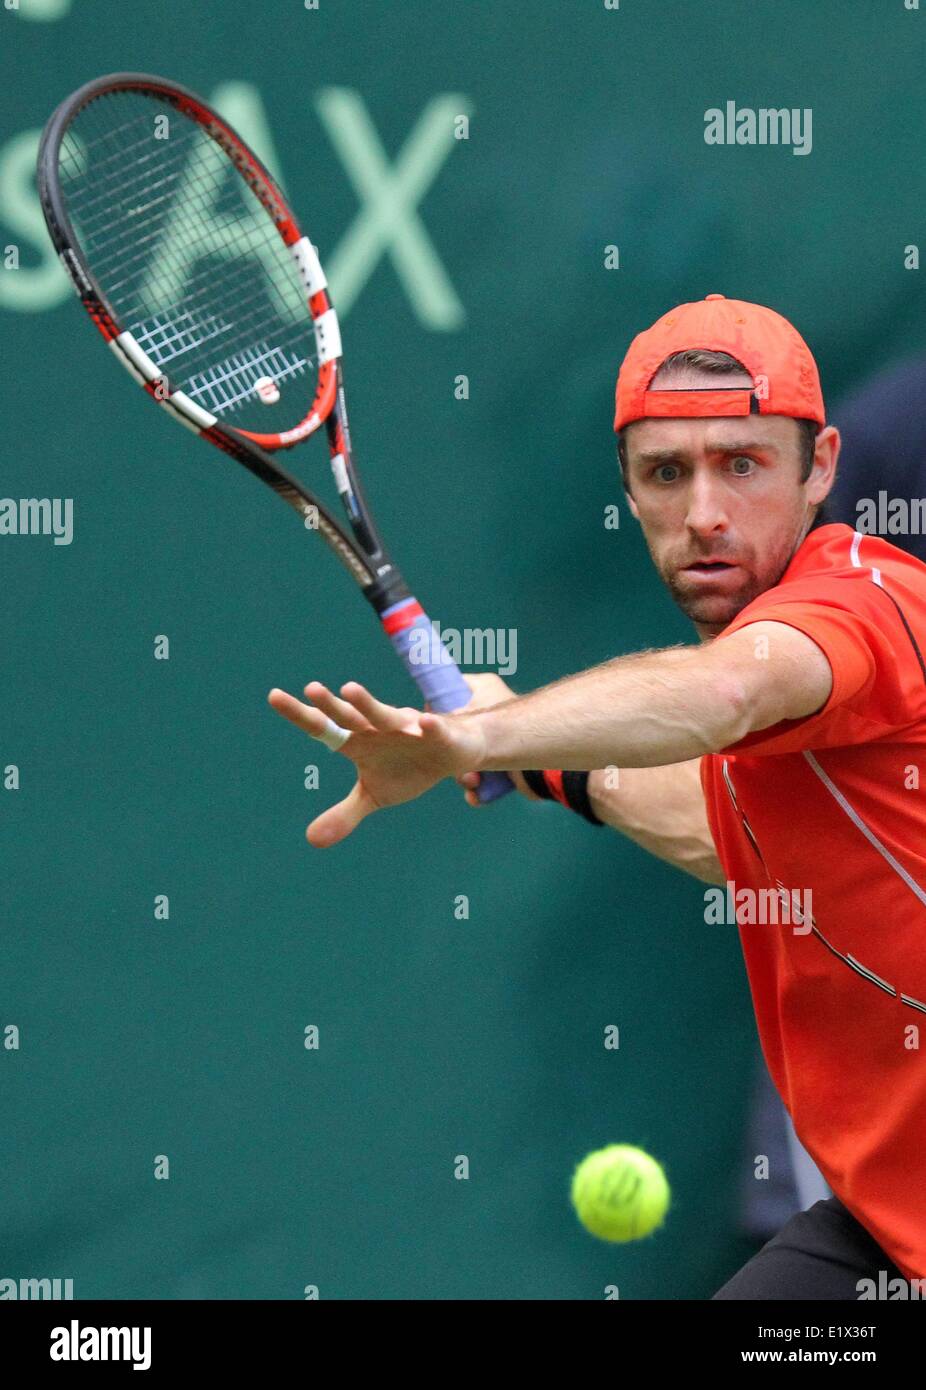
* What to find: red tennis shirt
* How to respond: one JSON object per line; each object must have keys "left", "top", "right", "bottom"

{"left": 700, "top": 522, "right": 926, "bottom": 1280}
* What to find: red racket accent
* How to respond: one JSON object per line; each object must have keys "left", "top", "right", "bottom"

{"left": 329, "top": 420, "right": 348, "bottom": 457}
{"left": 85, "top": 300, "right": 118, "bottom": 341}
{"left": 381, "top": 600, "right": 427, "bottom": 636}
{"left": 236, "top": 359, "right": 339, "bottom": 450}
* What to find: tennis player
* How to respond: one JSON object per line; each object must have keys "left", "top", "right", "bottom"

{"left": 269, "top": 295, "right": 926, "bottom": 1299}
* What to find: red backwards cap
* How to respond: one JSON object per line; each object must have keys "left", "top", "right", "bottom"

{"left": 614, "top": 294, "right": 825, "bottom": 432}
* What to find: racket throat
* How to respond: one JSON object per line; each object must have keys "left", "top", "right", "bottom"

{"left": 364, "top": 571, "right": 412, "bottom": 617}
{"left": 330, "top": 451, "right": 380, "bottom": 557}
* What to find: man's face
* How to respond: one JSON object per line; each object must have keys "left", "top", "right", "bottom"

{"left": 623, "top": 394, "right": 832, "bottom": 638}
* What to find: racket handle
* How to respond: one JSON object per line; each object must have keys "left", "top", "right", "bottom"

{"left": 380, "top": 598, "right": 513, "bottom": 803}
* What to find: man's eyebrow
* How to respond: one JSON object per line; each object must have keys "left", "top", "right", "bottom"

{"left": 633, "top": 440, "right": 782, "bottom": 463}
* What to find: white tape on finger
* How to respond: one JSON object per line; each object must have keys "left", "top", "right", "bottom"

{"left": 317, "top": 718, "right": 351, "bottom": 752}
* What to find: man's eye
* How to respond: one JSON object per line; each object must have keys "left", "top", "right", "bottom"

{"left": 654, "top": 464, "right": 680, "bottom": 483}
{"left": 731, "top": 456, "right": 756, "bottom": 475}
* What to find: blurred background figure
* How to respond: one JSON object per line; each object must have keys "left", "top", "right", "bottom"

{"left": 830, "top": 356, "right": 926, "bottom": 564}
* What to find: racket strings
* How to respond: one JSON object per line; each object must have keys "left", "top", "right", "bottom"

{"left": 128, "top": 269, "right": 315, "bottom": 369}
{"left": 58, "top": 90, "right": 317, "bottom": 426}
{"left": 62, "top": 101, "right": 300, "bottom": 318}
{"left": 184, "top": 341, "right": 311, "bottom": 415}
{"left": 61, "top": 135, "right": 183, "bottom": 226}
{"left": 60, "top": 97, "right": 278, "bottom": 283}
{"left": 78, "top": 203, "right": 315, "bottom": 369}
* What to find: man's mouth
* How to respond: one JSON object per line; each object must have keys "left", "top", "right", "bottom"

{"left": 680, "top": 560, "right": 740, "bottom": 581}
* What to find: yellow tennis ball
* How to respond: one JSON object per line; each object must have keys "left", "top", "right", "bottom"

{"left": 570, "top": 1144, "right": 670, "bottom": 1243}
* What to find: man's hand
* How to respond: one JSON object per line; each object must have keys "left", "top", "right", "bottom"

{"left": 450, "top": 673, "right": 539, "bottom": 807}
{"left": 268, "top": 680, "right": 486, "bottom": 847}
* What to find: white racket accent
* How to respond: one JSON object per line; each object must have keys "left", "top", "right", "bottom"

{"left": 112, "top": 330, "right": 162, "bottom": 383}
{"left": 317, "top": 717, "right": 351, "bottom": 752}
{"left": 292, "top": 236, "right": 328, "bottom": 296}
{"left": 158, "top": 398, "right": 204, "bottom": 435}
{"left": 108, "top": 340, "right": 146, "bottom": 387}
{"left": 254, "top": 375, "right": 281, "bottom": 404}
{"left": 110, "top": 329, "right": 217, "bottom": 432}
{"left": 59, "top": 248, "right": 91, "bottom": 296}
{"left": 163, "top": 390, "right": 217, "bottom": 431}
{"left": 330, "top": 452, "right": 350, "bottom": 495}
{"left": 278, "top": 414, "right": 322, "bottom": 445}
{"left": 313, "top": 308, "right": 342, "bottom": 365}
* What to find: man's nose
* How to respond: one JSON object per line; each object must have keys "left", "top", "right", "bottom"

{"left": 685, "top": 472, "right": 729, "bottom": 534}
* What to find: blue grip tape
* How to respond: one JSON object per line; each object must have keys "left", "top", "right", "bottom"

{"left": 382, "top": 598, "right": 513, "bottom": 802}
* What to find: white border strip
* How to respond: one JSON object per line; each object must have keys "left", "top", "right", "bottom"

{"left": 849, "top": 530, "right": 885, "bottom": 590}
{"left": 803, "top": 750, "right": 926, "bottom": 908}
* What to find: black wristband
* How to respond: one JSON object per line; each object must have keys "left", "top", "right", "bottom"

{"left": 561, "top": 770, "right": 604, "bottom": 826}
{"left": 522, "top": 769, "right": 555, "bottom": 800}
{"left": 522, "top": 769, "right": 604, "bottom": 826}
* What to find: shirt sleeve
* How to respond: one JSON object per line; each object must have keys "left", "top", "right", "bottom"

{"left": 715, "top": 580, "right": 922, "bottom": 756}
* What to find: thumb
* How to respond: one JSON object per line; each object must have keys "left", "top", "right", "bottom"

{"left": 307, "top": 782, "right": 377, "bottom": 848}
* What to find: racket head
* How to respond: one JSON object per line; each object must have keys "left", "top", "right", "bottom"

{"left": 37, "top": 71, "right": 339, "bottom": 449}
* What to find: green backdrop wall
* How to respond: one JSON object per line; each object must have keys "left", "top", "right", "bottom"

{"left": 1, "top": 0, "right": 923, "bottom": 1298}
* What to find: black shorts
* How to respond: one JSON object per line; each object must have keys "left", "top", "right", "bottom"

{"left": 713, "top": 1196, "right": 907, "bottom": 1300}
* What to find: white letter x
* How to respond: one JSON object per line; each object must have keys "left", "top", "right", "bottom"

{"left": 317, "top": 87, "right": 473, "bottom": 329}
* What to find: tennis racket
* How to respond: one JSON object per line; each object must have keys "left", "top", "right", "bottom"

{"left": 37, "top": 71, "right": 511, "bottom": 801}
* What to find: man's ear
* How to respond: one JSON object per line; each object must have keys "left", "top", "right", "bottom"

{"left": 810, "top": 424, "right": 840, "bottom": 506}
{"left": 617, "top": 427, "right": 640, "bottom": 520}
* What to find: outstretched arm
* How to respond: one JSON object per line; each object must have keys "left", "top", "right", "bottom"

{"left": 268, "top": 620, "right": 832, "bottom": 847}
{"left": 470, "top": 622, "right": 832, "bottom": 772}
